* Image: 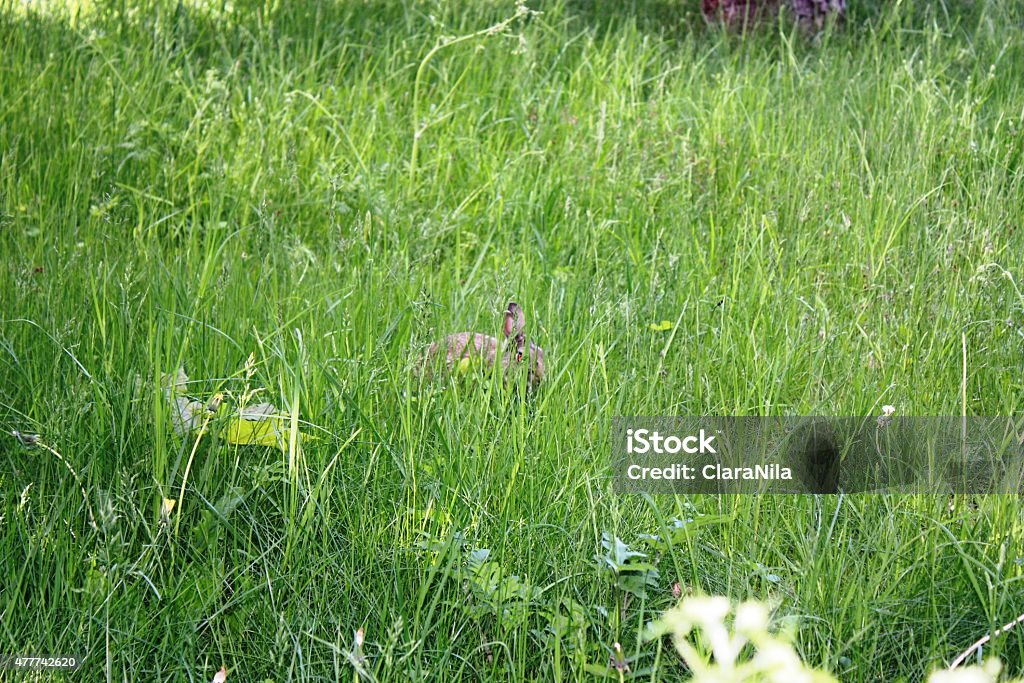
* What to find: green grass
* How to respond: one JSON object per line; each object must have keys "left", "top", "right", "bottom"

{"left": 2, "top": 0, "right": 1024, "bottom": 680}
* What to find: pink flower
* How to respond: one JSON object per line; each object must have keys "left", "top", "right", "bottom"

{"left": 702, "top": 0, "right": 776, "bottom": 28}
{"left": 701, "top": 0, "right": 845, "bottom": 30}
{"left": 790, "top": 0, "right": 846, "bottom": 30}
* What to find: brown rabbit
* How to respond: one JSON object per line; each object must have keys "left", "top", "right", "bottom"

{"left": 421, "top": 302, "right": 545, "bottom": 388}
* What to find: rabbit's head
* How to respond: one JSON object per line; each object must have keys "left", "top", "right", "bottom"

{"left": 503, "top": 302, "right": 544, "bottom": 386}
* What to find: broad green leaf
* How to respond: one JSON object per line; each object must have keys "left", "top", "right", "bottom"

{"left": 223, "top": 416, "right": 307, "bottom": 449}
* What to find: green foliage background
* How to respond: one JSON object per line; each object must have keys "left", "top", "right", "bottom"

{"left": 1, "top": 0, "right": 1023, "bottom": 680}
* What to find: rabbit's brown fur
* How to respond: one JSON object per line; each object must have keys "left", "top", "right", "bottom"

{"left": 421, "top": 302, "right": 545, "bottom": 388}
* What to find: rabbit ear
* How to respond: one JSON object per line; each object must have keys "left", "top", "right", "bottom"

{"left": 505, "top": 302, "right": 525, "bottom": 337}
{"left": 503, "top": 309, "right": 515, "bottom": 338}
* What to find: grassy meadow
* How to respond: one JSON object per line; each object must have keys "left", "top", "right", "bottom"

{"left": 2, "top": 0, "right": 1024, "bottom": 679}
